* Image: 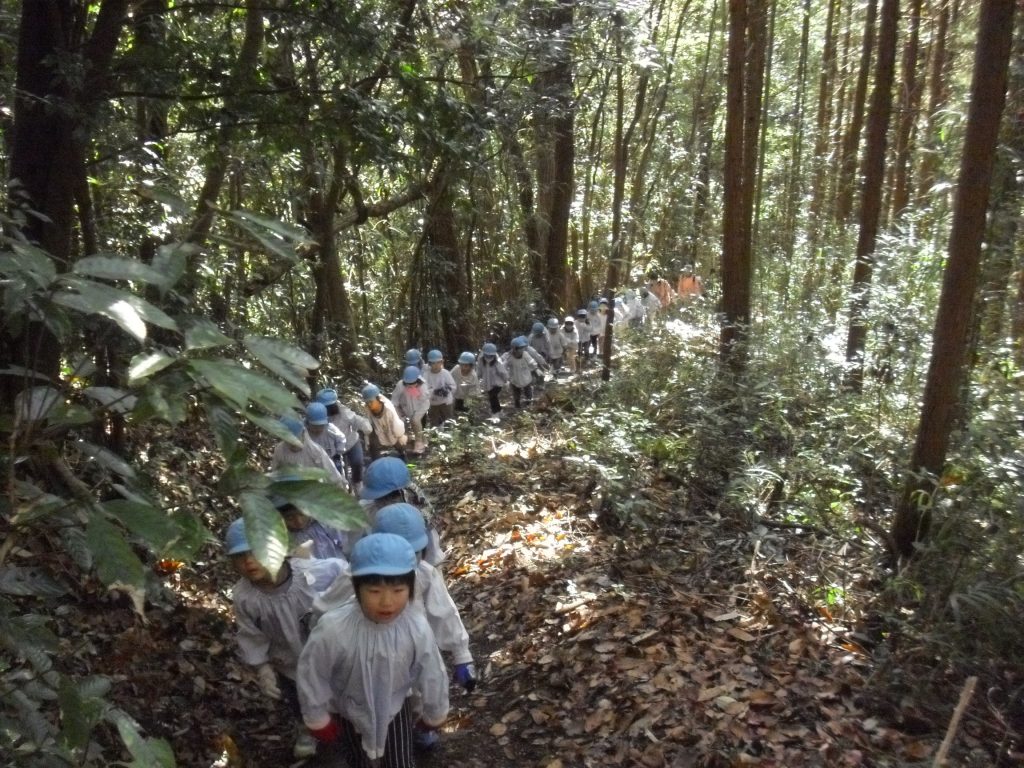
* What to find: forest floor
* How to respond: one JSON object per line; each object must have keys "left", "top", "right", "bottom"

{"left": 68, "top": 320, "right": 1016, "bottom": 768}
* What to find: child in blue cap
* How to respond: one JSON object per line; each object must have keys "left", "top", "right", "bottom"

{"left": 450, "top": 351, "right": 480, "bottom": 414}
{"left": 304, "top": 402, "right": 348, "bottom": 480}
{"left": 475, "top": 342, "right": 508, "bottom": 414}
{"left": 271, "top": 413, "right": 346, "bottom": 488}
{"left": 225, "top": 517, "right": 346, "bottom": 758}
{"left": 392, "top": 366, "right": 431, "bottom": 456}
{"left": 502, "top": 336, "right": 540, "bottom": 408}
{"left": 361, "top": 384, "right": 407, "bottom": 460}
{"left": 422, "top": 349, "right": 456, "bottom": 427}
{"left": 316, "top": 388, "right": 371, "bottom": 492}
{"left": 297, "top": 534, "right": 449, "bottom": 765}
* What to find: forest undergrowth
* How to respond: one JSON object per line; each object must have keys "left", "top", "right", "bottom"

{"left": 27, "top": 310, "right": 1023, "bottom": 768}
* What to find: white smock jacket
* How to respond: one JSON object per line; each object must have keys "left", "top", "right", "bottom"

{"left": 313, "top": 560, "right": 471, "bottom": 664}
{"left": 328, "top": 405, "right": 371, "bottom": 451}
{"left": 271, "top": 436, "right": 346, "bottom": 487}
{"left": 232, "top": 557, "right": 346, "bottom": 678}
{"left": 501, "top": 351, "right": 538, "bottom": 388}
{"left": 423, "top": 367, "right": 456, "bottom": 406}
{"left": 450, "top": 364, "right": 479, "bottom": 400}
{"left": 297, "top": 601, "right": 450, "bottom": 760}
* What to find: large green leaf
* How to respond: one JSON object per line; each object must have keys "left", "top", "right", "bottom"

{"left": 0, "top": 566, "right": 67, "bottom": 597}
{"left": 109, "top": 709, "right": 176, "bottom": 768}
{"left": 103, "top": 500, "right": 181, "bottom": 553}
{"left": 183, "top": 318, "right": 233, "bottom": 350}
{"left": 82, "top": 386, "right": 137, "bottom": 415}
{"left": 84, "top": 514, "right": 146, "bottom": 616}
{"left": 2, "top": 241, "right": 57, "bottom": 287}
{"left": 204, "top": 402, "right": 242, "bottom": 462}
{"left": 150, "top": 242, "right": 194, "bottom": 291}
{"left": 266, "top": 478, "right": 366, "bottom": 532}
{"left": 135, "top": 183, "right": 189, "bottom": 215}
{"left": 244, "top": 410, "right": 303, "bottom": 447}
{"left": 229, "top": 209, "right": 310, "bottom": 243}
{"left": 189, "top": 359, "right": 301, "bottom": 414}
{"left": 52, "top": 277, "right": 177, "bottom": 341}
{"left": 238, "top": 492, "right": 289, "bottom": 577}
{"left": 57, "top": 677, "right": 106, "bottom": 752}
{"left": 128, "top": 351, "right": 176, "bottom": 383}
{"left": 73, "top": 255, "right": 168, "bottom": 286}
{"left": 78, "top": 441, "right": 137, "bottom": 480}
{"left": 243, "top": 335, "right": 317, "bottom": 396}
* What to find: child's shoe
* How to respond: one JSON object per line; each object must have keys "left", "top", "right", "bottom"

{"left": 413, "top": 439, "right": 427, "bottom": 454}
{"left": 293, "top": 728, "right": 317, "bottom": 759}
{"left": 413, "top": 728, "right": 440, "bottom": 751}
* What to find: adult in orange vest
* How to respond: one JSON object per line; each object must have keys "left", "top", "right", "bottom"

{"left": 676, "top": 264, "right": 705, "bottom": 304}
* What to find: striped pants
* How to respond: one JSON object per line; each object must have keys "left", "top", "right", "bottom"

{"left": 338, "top": 700, "right": 415, "bottom": 768}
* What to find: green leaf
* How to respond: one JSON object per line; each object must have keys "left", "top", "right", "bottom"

{"left": 243, "top": 335, "right": 318, "bottom": 396}
{"left": 78, "top": 441, "right": 137, "bottom": 479}
{"left": 102, "top": 500, "right": 181, "bottom": 552}
{"left": 151, "top": 242, "right": 195, "bottom": 290}
{"left": 14, "top": 386, "right": 63, "bottom": 423}
{"left": 205, "top": 402, "right": 242, "bottom": 460}
{"left": 128, "top": 350, "right": 176, "bottom": 383}
{"left": 0, "top": 566, "right": 67, "bottom": 597}
{"left": 59, "top": 526, "right": 93, "bottom": 571}
{"left": 51, "top": 289, "right": 144, "bottom": 339}
{"left": 135, "top": 183, "right": 189, "bottom": 215}
{"left": 58, "top": 276, "right": 177, "bottom": 331}
{"left": 82, "top": 386, "right": 137, "bottom": 415}
{"left": 189, "top": 359, "right": 302, "bottom": 414}
{"left": 84, "top": 514, "right": 146, "bottom": 615}
{"left": 229, "top": 209, "right": 310, "bottom": 243}
{"left": 183, "top": 318, "right": 233, "bottom": 350}
{"left": 58, "top": 677, "right": 106, "bottom": 752}
{"left": 243, "top": 410, "right": 303, "bottom": 447}
{"left": 73, "top": 255, "right": 168, "bottom": 286}
{"left": 266, "top": 479, "right": 366, "bottom": 532}
{"left": 237, "top": 492, "right": 289, "bottom": 578}
{"left": 109, "top": 709, "right": 176, "bottom": 768}
{"left": 1, "top": 241, "right": 57, "bottom": 287}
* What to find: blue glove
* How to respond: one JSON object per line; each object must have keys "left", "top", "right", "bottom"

{"left": 453, "top": 662, "right": 477, "bottom": 692}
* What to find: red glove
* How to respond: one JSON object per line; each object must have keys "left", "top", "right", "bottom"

{"left": 308, "top": 718, "right": 342, "bottom": 743}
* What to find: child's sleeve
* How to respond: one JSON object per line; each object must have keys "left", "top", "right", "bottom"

{"left": 312, "top": 563, "right": 354, "bottom": 615}
{"left": 296, "top": 622, "right": 341, "bottom": 729}
{"left": 234, "top": 603, "right": 272, "bottom": 667}
{"left": 421, "top": 566, "right": 472, "bottom": 664}
{"left": 412, "top": 621, "right": 450, "bottom": 727}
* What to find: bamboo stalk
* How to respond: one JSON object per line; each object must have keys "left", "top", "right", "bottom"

{"left": 932, "top": 676, "right": 978, "bottom": 767}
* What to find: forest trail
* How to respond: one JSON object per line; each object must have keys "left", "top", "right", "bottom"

{"left": 81, "top": 319, "right": 989, "bottom": 768}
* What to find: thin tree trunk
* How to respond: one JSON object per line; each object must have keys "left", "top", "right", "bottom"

{"left": 844, "top": 0, "right": 899, "bottom": 391}
{"left": 836, "top": 0, "right": 878, "bottom": 223}
{"left": 916, "top": 0, "right": 953, "bottom": 204}
{"left": 891, "top": 0, "right": 924, "bottom": 220}
{"left": 807, "top": 0, "right": 840, "bottom": 240}
{"left": 781, "top": 0, "right": 811, "bottom": 286}
{"left": 893, "top": 0, "right": 1015, "bottom": 559}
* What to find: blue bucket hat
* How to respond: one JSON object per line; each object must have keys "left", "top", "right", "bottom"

{"left": 351, "top": 533, "right": 417, "bottom": 577}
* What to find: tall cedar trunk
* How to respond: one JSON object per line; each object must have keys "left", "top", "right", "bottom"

{"left": 421, "top": 182, "right": 473, "bottom": 355}
{"left": 580, "top": 73, "right": 609, "bottom": 295}
{"left": 890, "top": 0, "right": 924, "bottom": 219}
{"left": 781, "top": 0, "right": 811, "bottom": 281}
{"left": 916, "top": 0, "right": 952, "bottom": 205}
{"left": 2, "top": 0, "right": 128, "bottom": 415}
{"left": 531, "top": 0, "right": 575, "bottom": 314}
{"left": 893, "top": 0, "right": 1015, "bottom": 558}
{"left": 835, "top": 0, "right": 878, "bottom": 223}
{"left": 977, "top": 8, "right": 1024, "bottom": 349}
{"left": 807, "top": 0, "right": 839, "bottom": 242}
{"left": 721, "top": 0, "right": 751, "bottom": 361}
{"left": 602, "top": 14, "right": 627, "bottom": 382}
{"left": 843, "top": 0, "right": 899, "bottom": 391}
{"left": 742, "top": 0, "right": 768, "bottom": 264}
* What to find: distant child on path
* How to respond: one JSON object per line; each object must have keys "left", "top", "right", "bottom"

{"left": 316, "top": 388, "right": 371, "bottom": 491}
{"left": 304, "top": 402, "right": 348, "bottom": 479}
{"left": 575, "top": 309, "right": 592, "bottom": 364}
{"left": 561, "top": 316, "right": 579, "bottom": 373}
{"left": 392, "top": 367, "right": 431, "bottom": 455}
{"left": 225, "top": 517, "right": 346, "bottom": 758}
{"left": 271, "top": 415, "right": 347, "bottom": 488}
{"left": 476, "top": 342, "right": 508, "bottom": 414}
{"left": 362, "top": 384, "right": 407, "bottom": 460}
{"left": 450, "top": 352, "right": 480, "bottom": 414}
{"left": 502, "top": 336, "right": 540, "bottom": 408}
{"left": 297, "top": 534, "right": 449, "bottom": 766}
{"left": 545, "top": 317, "right": 565, "bottom": 372}
{"left": 422, "top": 350, "right": 456, "bottom": 427}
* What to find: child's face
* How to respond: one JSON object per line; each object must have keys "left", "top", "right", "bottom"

{"left": 459, "top": 363, "right": 472, "bottom": 375}
{"left": 306, "top": 423, "right": 325, "bottom": 437}
{"left": 231, "top": 552, "right": 273, "bottom": 585}
{"left": 367, "top": 398, "right": 384, "bottom": 416}
{"left": 357, "top": 582, "right": 410, "bottom": 624}
{"left": 429, "top": 360, "right": 443, "bottom": 372}
{"left": 513, "top": 348, "right": 523, "bottom": 358}
{"left": 282, "top": 509, "right": 310, "bottom": 532}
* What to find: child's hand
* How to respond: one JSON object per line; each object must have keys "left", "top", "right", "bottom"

{"left": 453, "top": 662, "right": 477, "bottom": 692}
{"left": 308, "top": 717, "right": 342, "bottom": 743}
{"left": 256, "top": 663, "right": 281, "bottom": 699}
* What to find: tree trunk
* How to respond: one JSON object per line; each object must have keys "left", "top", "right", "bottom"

{"left": 916, "top": 0, "right": 953, "bottom": 205}
{"left": 893, "top": 0, "right": 1015, "bottom": 559}
{"left": 835, "top": 0, "right": 878, "bottom": 224}
{"left": 3, "top": 0, "right": 129, "bottom": 414}
{"left": 721, "top": 0, "right": 752, "bottom": 362}
{"left": 807, "top": 0, "right": 840, "bottom": 239}
{"left": 890, "top": 0, "right": 924, "bottom": 220}
{"left": 781, "top": 0, "right": 811, "bottom": 284}
{"left": 844, "top": 0, "right": 899, "bottom": 391}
